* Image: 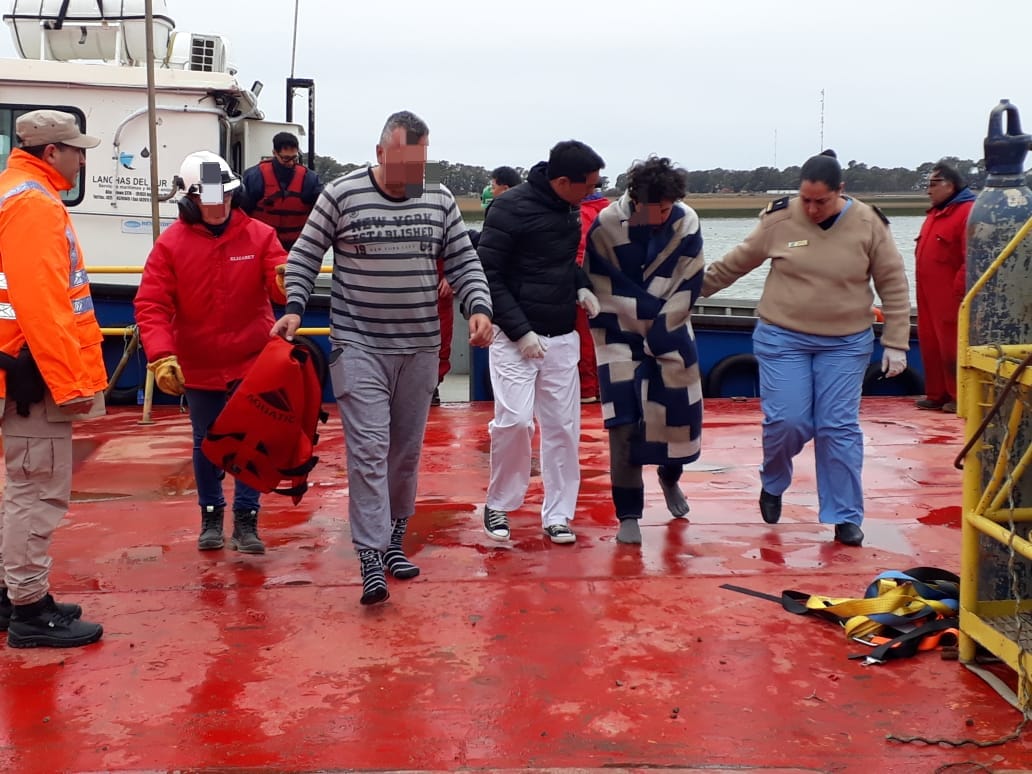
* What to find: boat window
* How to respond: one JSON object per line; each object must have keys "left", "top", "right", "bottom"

{"left": 0, "top": 105, "right": 88, "bottom": 206}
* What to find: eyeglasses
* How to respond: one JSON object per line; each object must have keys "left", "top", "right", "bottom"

{"left": 275, "top": 153, "right": 299, "bottom": 163}
{"left": 926, "top": 178, "right": 947, "bottom": 186}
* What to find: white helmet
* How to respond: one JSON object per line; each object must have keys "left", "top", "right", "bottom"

{"left": 177, "top": 150, "right": 241, "bottom": 196}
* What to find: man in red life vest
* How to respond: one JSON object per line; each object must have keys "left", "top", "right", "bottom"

{"left": 240, "top": 132, "right": 323, "bottom": 251}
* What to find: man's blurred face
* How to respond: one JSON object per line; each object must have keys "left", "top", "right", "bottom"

{"left": 553, "top": 170, "right": 601, "bottom": 206}
{"left": 490, "top": 178, "right": 511, "bottom": 199}
{"left": 629, "top": 199, "right": 675, "bottom": 227}
{"left": 195, "top": 192, "right": 234, "bottom": 225}
{"left": 376, "top": 127, "right": 428, "bottom": 197}
{"left": 275, "top": 146, "right": 300, "bottom": 167}
{"left": 47, "top": 142, "right": 86, "bottom": 188}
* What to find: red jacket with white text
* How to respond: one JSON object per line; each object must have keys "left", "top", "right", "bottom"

{"left": 134, "top": 210, "right": 287, "bottom": 390}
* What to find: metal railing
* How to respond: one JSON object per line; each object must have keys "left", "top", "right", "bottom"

{"left": 957, "top": 214, "right": 1032, "bottom": 709}
{"left": 90, "top": 264, "right": 334, "bottom": 422}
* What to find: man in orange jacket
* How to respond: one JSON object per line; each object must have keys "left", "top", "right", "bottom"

{"left": 0, "top": 110, "right": 108, "bottom": 648}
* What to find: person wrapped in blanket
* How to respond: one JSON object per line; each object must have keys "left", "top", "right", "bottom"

{"left": 583, "top": 156, "right": 704, "bottom": 545}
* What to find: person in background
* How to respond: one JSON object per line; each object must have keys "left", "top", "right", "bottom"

{"left": 451, "top": 166, "right": 523, "bottom": 405}
{"left": 240, "top": 131, "right": 323, "bottom": 251}
{"left": 0, "top": 109, "right": 106, "bottom": 648}
{"left": 135, "top": 151, "right": 287, "bottom": 556}
{"left": 914, "top": 161, "right": 975, "bottom": 414}
{"left": 576, "top": 181, "right": 609, "bottom": 403}
{"left": 585, "top": 156, "right": 703, "bottom": 545}
{"left": 489, "top": 166, "right": 521, "bottom": 202}
{"left": 478, "top": 140, "right": 604, "bottom": 545}
{"left": 273, "top": 111, "right": 493, "bottom": 606}
{"left": 701, "top": 150, "right": 910, "bottom": 547}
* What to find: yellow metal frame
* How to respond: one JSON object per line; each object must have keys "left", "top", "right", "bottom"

{"left": 90, "top": 264, "right": 333, "bottom": 423}
{"left": 957, "top": 214, "right": 1032, "bottom": 708}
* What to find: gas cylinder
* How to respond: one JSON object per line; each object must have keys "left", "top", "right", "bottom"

{"left": 965, "top": 99, "right": 1032, "bottom": 599}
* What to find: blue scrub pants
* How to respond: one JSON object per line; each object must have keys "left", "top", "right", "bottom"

{"left": 752, "top": 321, "right": 873, "bottom": 526}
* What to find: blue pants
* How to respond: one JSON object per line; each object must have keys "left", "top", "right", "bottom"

{"left": 185, "top": 388, "right": 261, "bottom": 513}
{"left": 752, "top": 321, "right": 873, "bottom": 526}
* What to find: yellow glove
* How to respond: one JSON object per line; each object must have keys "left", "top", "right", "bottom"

{"left": 147, "top": 355, "right": 186, "bottom": 396}
{"left": 275, "top": 264, "right": 287, "bottom": 294}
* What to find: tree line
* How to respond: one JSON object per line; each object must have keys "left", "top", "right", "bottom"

{"left": 310, "top": 155, "right": 992, "bottom": 196}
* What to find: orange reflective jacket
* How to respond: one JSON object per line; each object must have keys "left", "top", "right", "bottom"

{"left": 0, "top": 149, "right": 107, "bottom": 404}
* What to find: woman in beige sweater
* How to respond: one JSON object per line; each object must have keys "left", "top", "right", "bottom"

{"left": 701, "top": 150, "right": 910, "bottom": 547}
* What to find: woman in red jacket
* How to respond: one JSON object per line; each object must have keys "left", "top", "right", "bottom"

{"left": 134, "top": 151, "right": 287, "bottom": 553}
{"left": 914, "top": 161, "right": 976, "bottom": 414}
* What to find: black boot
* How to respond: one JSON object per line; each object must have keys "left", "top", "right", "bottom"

{"left": 384, "top": 518, "right": 420, "bottom": 579}
{"left": 198, "top": 505, "right": 225, "bottom": 550}
{"left": 231, "top": 509, "right": 265, "bottom": 554}
{"left": 358, "top": 548, "right": 389, "bottom": 606}
{"left": 7, "top": 594, "right": 102, "bottom": 649}
{"left": 0, "top": 587, "right": 82, "bottom": 632}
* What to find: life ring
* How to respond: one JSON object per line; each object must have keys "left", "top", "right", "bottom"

{"left": 871, "top": 306, "right": 885, "bottom": 323}
{"left": 861, "top": 363, "right": 924, "bottom": 396}
{"left": 705, "top": 353, "right": 760, "bottom": 398}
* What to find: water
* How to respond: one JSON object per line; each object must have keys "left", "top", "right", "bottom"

{"left": 464, "top": 213, "right": 924, "bottom": 304}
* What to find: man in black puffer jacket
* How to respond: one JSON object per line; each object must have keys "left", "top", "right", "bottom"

{"left": 478, "top": 140, "right": 604, "bottom": 545}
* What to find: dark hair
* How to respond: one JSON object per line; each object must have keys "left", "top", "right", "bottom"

{"left": 800, "top": 148, "right": 842, "bottom": 189}
{"left": 380, "top": 110, "right": 430, "bottom": 145}
{"left": 18, "top": 145, "right": 48, "bottom": 159}
{"left": 932, "top": 160, "right": 966, "bottom": 190}
{"left": 272, "top": 132, "right": 299, "bottom": 152}
{"left": 627, "top": 156, "right": 688, "bottom": 203}
{"left": 490, "top": 166, "right": 521, "bottom": 188}
{"left": 546, "top": 140, "right": 605, "bottom": 182}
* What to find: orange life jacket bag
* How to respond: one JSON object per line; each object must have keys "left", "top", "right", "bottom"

{"left": 202, "top": 335, "right": 329, "bottom": 503}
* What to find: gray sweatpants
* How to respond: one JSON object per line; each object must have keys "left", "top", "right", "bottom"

{"left": 329, "top": 345, "right": 437, "bottom": 552}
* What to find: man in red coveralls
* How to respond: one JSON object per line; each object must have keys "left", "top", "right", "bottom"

{"left": 914, "top": 161, "right": 975, "bottom": 414}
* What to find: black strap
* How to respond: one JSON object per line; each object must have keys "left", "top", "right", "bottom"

{"left": 720, "top": 583, "right": 783, "bottom": 605}
{"left": 850, "top": 617, "right": 959, "bottom": 662}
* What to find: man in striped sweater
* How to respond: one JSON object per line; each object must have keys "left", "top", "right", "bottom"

{"left": 272, "top": 111, "right": 493, "bottom": 605}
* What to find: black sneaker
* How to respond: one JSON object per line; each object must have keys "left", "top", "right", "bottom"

{"left": 431, "top": 387, "right": 441, "bottom": 406}
{"left": 0, "top": 588, "right": 81, "bottom": 632}
{"left": 7, "top": 595, "right": 102, "bottom": 649}
{"left": 483, "top": 506, "right": 510, "bottom": 541}
{"left": 543, "top": 522, "right": 576, "bottom": 544}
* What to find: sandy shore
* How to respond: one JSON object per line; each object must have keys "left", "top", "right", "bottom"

{"left": 457, "top": 193, "right": 928, "bottom": 217}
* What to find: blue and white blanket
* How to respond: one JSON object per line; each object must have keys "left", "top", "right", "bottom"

{"left": 584, "top": 194, "right": 705, "bottom": 465}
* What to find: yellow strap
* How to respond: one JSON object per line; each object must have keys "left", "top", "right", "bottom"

{"left": 804, "top": 582, "right": 953, "bottom": 641}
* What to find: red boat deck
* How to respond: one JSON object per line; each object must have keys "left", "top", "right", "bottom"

{"left": 1, "top": 397, "right": 1029, "bottom": 773}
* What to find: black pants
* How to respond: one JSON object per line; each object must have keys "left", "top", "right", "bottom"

{"left": 608, "top": 423, "right": 682, "bottom": 520}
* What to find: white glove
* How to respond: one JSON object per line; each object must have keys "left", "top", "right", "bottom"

{"left": 881, "top": 346, "right": 907, "bottom": 379}
{"left": 516, "top": 331, "right": 548, "bottom": 359}
{"left": 577, "top": 288, "right": 600, "bottom": 318}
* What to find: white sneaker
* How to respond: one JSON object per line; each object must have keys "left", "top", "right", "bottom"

{"left": 543, "top": 522, "right": 576, "bottom": 544}
{"left": 483, "top": 506, "right": 510, "bottom": 541}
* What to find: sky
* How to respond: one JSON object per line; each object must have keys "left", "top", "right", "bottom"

{"left": 4, "top": 0, "right": 1031, "bottom": 177}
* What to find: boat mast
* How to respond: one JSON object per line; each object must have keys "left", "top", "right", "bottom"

{"left": 144, "top": 0, "right": 161, "bottom": 244}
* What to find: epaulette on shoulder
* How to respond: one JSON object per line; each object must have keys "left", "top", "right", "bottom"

{"left": 871, "top": 204, "right": 890, "bottom": 225}
{"left": 764, "top": 196, "right": 789, "bottom": 215}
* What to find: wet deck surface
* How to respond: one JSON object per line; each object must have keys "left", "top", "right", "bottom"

{"left": 1, "top": 397, "right": 1030, "bottom": 773}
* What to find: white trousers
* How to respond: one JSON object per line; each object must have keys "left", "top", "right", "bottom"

{"left": 486, "top": 327, "right": 581, "bottom": 527}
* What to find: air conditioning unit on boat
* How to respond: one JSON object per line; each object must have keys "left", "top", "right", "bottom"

{"left": 3, "top": 0, "right": 174, "bottom": 64}
{"left": 166, "top": 31, "right": 232, "bottom": 74}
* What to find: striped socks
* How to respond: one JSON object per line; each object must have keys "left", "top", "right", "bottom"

{"left": 384, "top": 518, "right": 420, "bottom": 579}
{"left": 358, "top": 549, "right": 389, "bottom": 606}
